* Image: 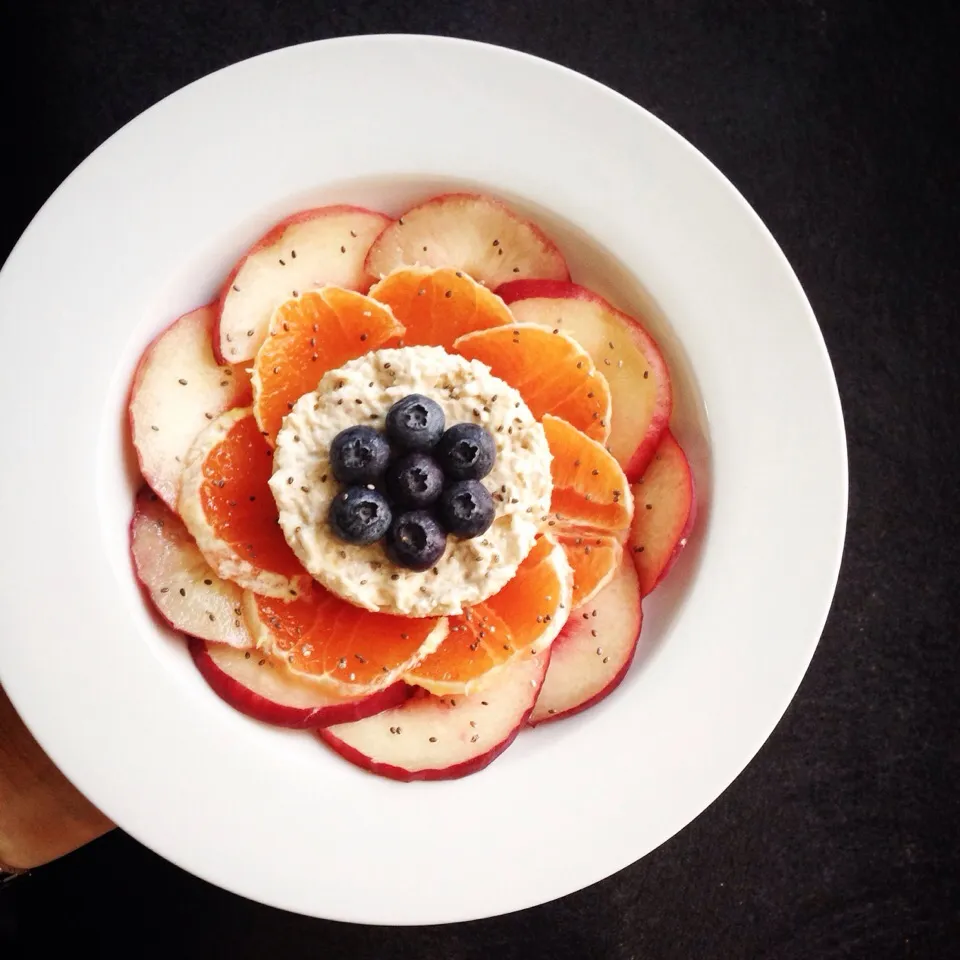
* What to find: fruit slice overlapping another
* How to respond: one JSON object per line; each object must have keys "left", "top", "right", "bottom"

{"left": 217, "top": 205, "right": 392, "bottom": 364}
{"left": 542, "top": 415, "right": 633, "bottom": 531}
{"left": 364, "top": 193, "right": 569, "bottom": 288}
{"left": 553, "top": 528, "right": 623, "bottom": 610}
{"left": 129, "top": 305, "right": 251, "bottom": 509}
{"left": 251, "top": 287, "right": 404, "bottom": 444}
{"left": 499, "top": 280, "right": 672, "bottom": 478}
{"left": 530, "top": 555, "right": 642, "bottom": 725}
{"left": 130, "top": 487, "right": 252, "bottom": 647}
{"left": 319, "top": 651, "right": 551, "bottom": 782}
{"left": 179, "top": 407, "right": 312, "bottom": 599}
{"left": 404, "top": 535, "right": 572, "bottom": 696}
{"left": 189, "top": 638, "right": 411, "bottom": 729}
{"left": 245, "top": 584, "right": 448, "bottom": 697}
{"left": 628, "top": 430, "right": 696, "bottom": 595}
{"left": 454, "top": 323, "right": 612, "bottom": 441}
{"left": 369, "top": 266, "right": 513, "bottom": 351}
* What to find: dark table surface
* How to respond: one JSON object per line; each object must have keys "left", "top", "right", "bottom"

{"left": 2, "top": 1, "right": 958, "bottom": 957}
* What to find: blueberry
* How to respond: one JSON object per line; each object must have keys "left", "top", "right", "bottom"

{"left": 328, "top": 487, "right": 392, "bottom": 545}
{"left": 385, "top": 394, "right": 445, "bottom": 451}
{"left": 438, "top": 480, "right": 495, "bottom": 538}
{"left": 385, "top": 510, "right": 447, "bottom": 571}
{"left": 435, "top": 423, "right": 496, "bottom": 481}
{"left": 329, "top": 425, "right": 391, "bottom": 485}
{"left": 387, "top": 452, "right": 445, "bottom": 508}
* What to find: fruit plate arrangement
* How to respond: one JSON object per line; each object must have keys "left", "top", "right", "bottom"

{"left": 0, "top": 37, "right": 847, "bottom": 924}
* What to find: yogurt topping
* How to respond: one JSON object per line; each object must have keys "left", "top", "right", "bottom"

{"left": 271, "top": 346, "right": 553, "bottom": 617}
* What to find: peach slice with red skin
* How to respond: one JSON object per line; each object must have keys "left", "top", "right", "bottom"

{"left": 628, "top": 430, "right": 697, "bottom": 595}
{"left": 189, "top": 639, "right": 410, "bottom": 729}
{"left": 216, "top": 205, "right": 392, "bottom": 364}
{"left": 364, "top": 193, "right": 569, "bottom": 288}
{"left": 530, "top": 555, "right": 642, "bottom": 725}
{"left": 178, "top": 408, "right": 312, "bottom": 599}
{"left": 454, "top": 324, "right": 612, "bottom": 442}
{"left": 130, "top": 487, "right": 251, "bottom": 648}
{"left": 320, "top": 651, "right": 551, "bottom": 781}
{"left": 498, "top": 279, "right": 672, "bottom": 479}
{"left": 129, "top": 304, "right": 251, "bottom": 510}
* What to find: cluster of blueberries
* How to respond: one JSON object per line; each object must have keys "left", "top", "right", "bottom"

{"left": 327, "top": 394, "right": 497, "bottom": 571}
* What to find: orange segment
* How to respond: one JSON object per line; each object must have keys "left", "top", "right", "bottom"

{"left": 369, "top": 266, "right": 513, "bottom": 351}
{"left": 245, "top": 584, "right": 448, "bottom": 696}
{"left": 195, "top": 410, "right": 309, "bottom": 591}
{"left": 405, "top": 536, "right": 572, "bottom": 695}
{"left": 252, "top": 288, "right": 404, "bottom": 443}
{"left": 454, "top": 324, "right": 612, "bottom": 441}
{"left": 542, "top": 414, "right": 634, "bottom": 531}
{"left": 554, "top": 528, "right": 623, "bottom": 609}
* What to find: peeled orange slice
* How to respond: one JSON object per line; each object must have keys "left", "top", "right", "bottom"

{"left": 553, "top": 528, "right": 623, "bottom": 610}
{"left": 454, "top": 323, "right": 612, "bottom": 441}
{"left": 369, "top": 266, "right": 513, "bottom": 351}
{"left": 252, "top": 288, "right": 404, "bottom": 444}
{"left": 542, "top": 414, "right": 634, "bottom": 532}
{"left": 178, "top": 408, "right": 311, "bottom": 599}
{"left": 245, "top": 584, "right": 448, "bottom": 696}
{"left": 404, "top": 536, "right": 572, "bottom": 696}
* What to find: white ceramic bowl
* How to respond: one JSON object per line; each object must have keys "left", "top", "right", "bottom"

{"left": 0, "top": 36, "right": 846, "bottom": 924}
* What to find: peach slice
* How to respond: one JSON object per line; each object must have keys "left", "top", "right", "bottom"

{"left": 365, "top": 193, "right": 569, "bottom": 288}
{"left": 530, "top": 556, "right": 642, "bottom": 725}
{"left": 628, "top": 430, "right": 696, "bottom": 595}
{"left": 216, "top": 205, "right": 391, "bottom": 363}
{"left": 130, "top": 487, "right": 251, "bottom": 647}
{"left": 320, "top": 651, "right": 550, "bottom": 781}
{"left": 189, "top": 639, "right": 410, "bottom": 729}
{"left": 129, "top": 305, "right": 250, "bottom": 510}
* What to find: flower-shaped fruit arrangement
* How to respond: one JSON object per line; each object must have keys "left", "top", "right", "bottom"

{"left": 129, "top": 194, "right": 696, "bottom": 780}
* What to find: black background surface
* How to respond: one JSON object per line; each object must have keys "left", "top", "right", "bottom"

{"left": 2, "top": 1, "right": 959, "bottom": 957}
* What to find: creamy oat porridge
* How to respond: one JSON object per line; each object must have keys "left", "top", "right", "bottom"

{"left": 270, "top": 346, "right": 553, "bottom": 616}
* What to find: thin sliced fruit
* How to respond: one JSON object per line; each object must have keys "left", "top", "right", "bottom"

{"left": 369, "top": 266, "right": 513, "bottom": 351}
{"left": 130, "top": 487, "right": 251, "bottom": 647}
{"left": 404, "top": 536, "right": 572, "bottom": 696}
{"left": 498, "top": 279, "right": 672, "bottom": 478}
{"left": 244, "top": 585, "right": 448, "bottom": 697}
{"left": 454, "top": 323, "right": 612, "bottom": 441}
{"left": 129, "top": 305, "right": 250, "bottom": 509}
{"left": 364, "top": 193, "right": 569, "bottom": 288}
{"left": 251, "top": 287, "right": 404, "bottom": 444}
{"left": 542, "top": 415, "right": 634, "bottom": 531}
{"left": 554, "top": 527, "right": 623, "bottom": 610}
{"left": 530, "top": 556, "right": 642, "bottom": 725}
{"left": 216, "top": 205, "right": 392, "bottom": 364}
{"left": 189, "top": 638, "right": 410, "bottom": 729}
{"left": 628, "top": 430, "right": 696, "bottom": 595}
{"left": 178, "top": 407, "right": 311, "bottom": 599}
{"left": 319, "top": 651, "right": 550, "bottom": 781}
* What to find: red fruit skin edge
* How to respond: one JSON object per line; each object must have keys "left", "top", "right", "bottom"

{"left": 188, "top": 638, "right": 411, "bottom": 730}
{"left": 212, "top": 204, "right": 392, "bottom": 363}
{"left": 639, "top": 464, "right": 698, "bottom": 597}
{"left": 527, "top": 608, "right": 644, "bottom": 727}
{"left": 362, "top": 192, "right": 571, "bottom": 282}
{"left": 318, "top": 651, "right": 553, "bottom": 781}
{"left": 128, "top": 304, "right": 246, "bottom": 511}
{"left": 497, "top": 278, "right": 671, "bottom": 478}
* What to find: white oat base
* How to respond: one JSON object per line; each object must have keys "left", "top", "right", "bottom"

{"left": 271, "top": 346, "right": 553, "bottom": 617}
